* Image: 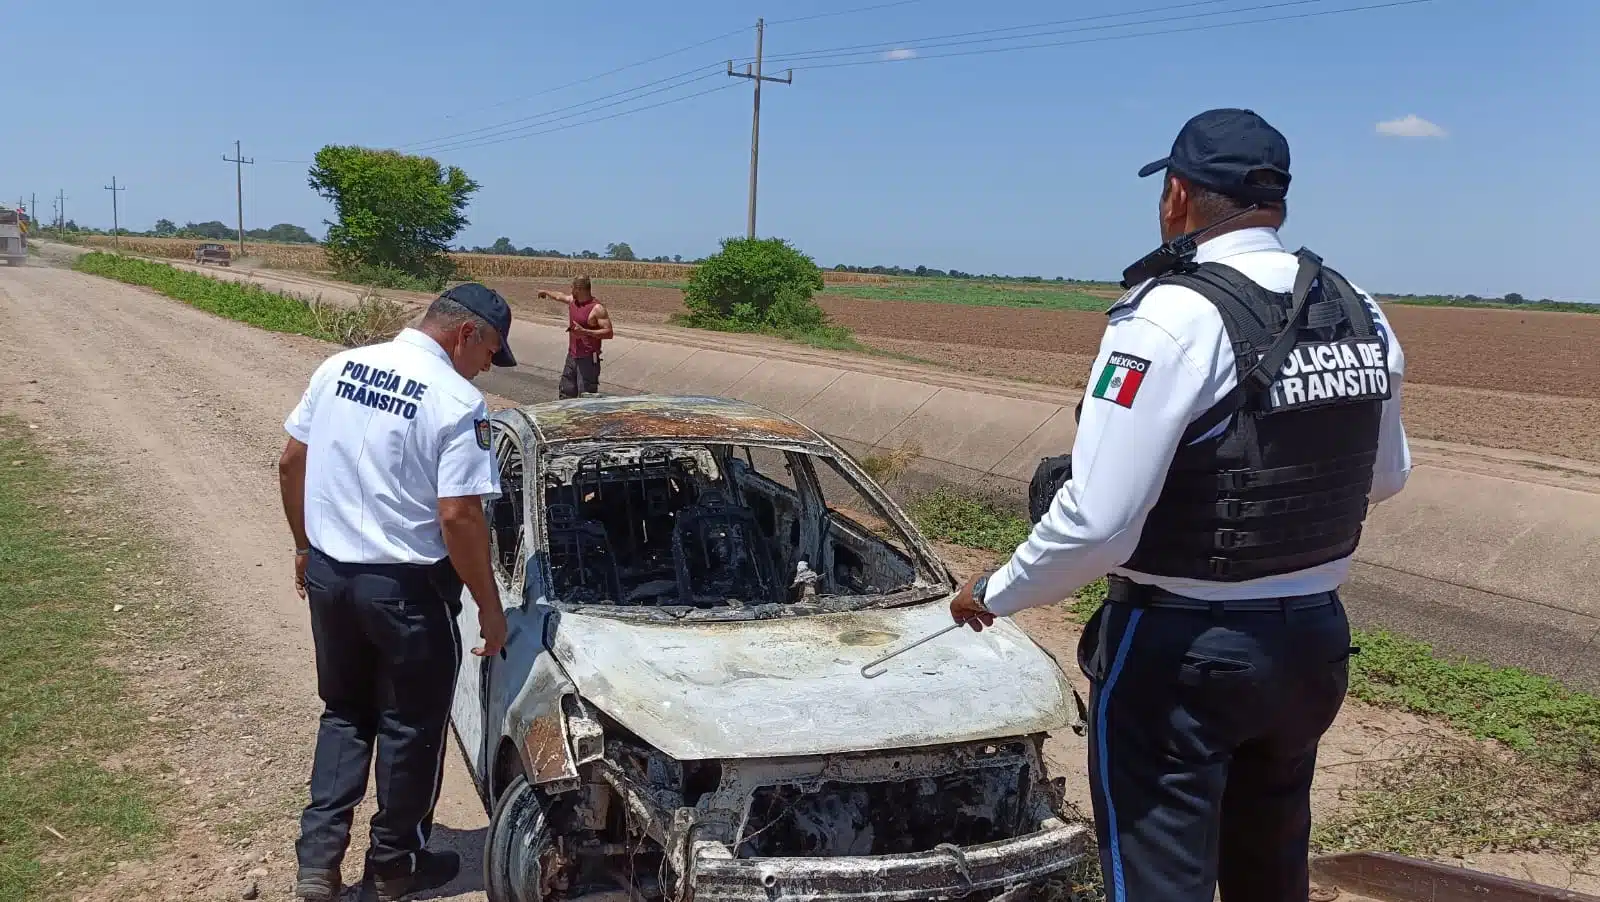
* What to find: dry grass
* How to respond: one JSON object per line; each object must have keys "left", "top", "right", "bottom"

{"left": 73, "top": 235, "right": 889, "bottom": 284}
{"left": 1314, "top": 731, "right": 1600, "bottom": 858}
{"left": 860, "top": 441, "right": 923, "bottom": 486}
{"left": 310, "top": 289, "right": 414, "bottom": 347}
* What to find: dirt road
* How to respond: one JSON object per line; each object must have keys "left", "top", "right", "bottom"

{"left": 5, "top": 258, "right": 1597, "bottom": 897}
{"left": 0, "top": 261, "right": 507, "bottom": 901}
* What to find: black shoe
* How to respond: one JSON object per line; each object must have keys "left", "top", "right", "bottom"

{"left": 295, "top": 867, "right": 342, "bottom": 902}
{"left": 370, "top": 850, "right": 460, "bottom": 902}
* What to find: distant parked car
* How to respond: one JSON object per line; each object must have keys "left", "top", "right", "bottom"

{"left": 194, "top": 243, "right": 231, "bottom": 266}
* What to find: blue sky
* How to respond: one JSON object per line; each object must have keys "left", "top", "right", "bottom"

{"left": 8, "top": 0, "right": 1595, "bottom": 300}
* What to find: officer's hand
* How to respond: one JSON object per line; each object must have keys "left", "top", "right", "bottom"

{"left": 950, "top": 574, "right": 996, "bottom": 632}
{"left": 294, "top": 553, "right": 309, "bottom": 600}
{"left": 474, "top": 605, "right": 508, "bottom": 658}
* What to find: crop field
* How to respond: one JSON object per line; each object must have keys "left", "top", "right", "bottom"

{"left": 68, "top": 235, "right": 892, "bottom": 284}
{"left": 482, "top": 272, "right": 1600, "bottom": 463}
{"left": 819, "top": 278, "right": 1122, "bottom": 311}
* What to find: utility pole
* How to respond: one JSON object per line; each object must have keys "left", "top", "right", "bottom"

{"left": 56, "top": 189, "right": 67, "bottom": 229}
{"left": 222, "top": 139, "right": 254, "bottom": 258}
{"left": 726, "top": 18, "right": 792, "bottom": 240}
{"left": 104, "top": 177, "right": 125, "bottom": 251}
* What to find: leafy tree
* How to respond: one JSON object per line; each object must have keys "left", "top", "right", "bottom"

{"left": 250, "top": 223, "right": 318, "bottom": 244}
{"left": 605, "top": 242, "right": 637, "bottom": 261}
{"left": 1503, "top": 292, "right": 1526, "bottom": 304}
{"left": 307, "top": 145, "right": 478, "bottom": 285}
{"left": 489, "top": 237, "right": 516, "bottom": 255}
{"left": 181, "top": 220, "right": 236, "bottom": 240}
{"left": 152, "top": 218, "right": 177, "bottom": 238}
{"left": 682, "top": 237, "right": 827, "bottom": 331}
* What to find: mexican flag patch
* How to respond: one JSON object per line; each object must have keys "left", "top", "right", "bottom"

{"left": 1091, "top": 352, "right": 1150, "bottom": 408}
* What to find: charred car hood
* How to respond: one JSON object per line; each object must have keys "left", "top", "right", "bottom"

{"left": 548, "top": 601, "right": 1074, "bottom": 760}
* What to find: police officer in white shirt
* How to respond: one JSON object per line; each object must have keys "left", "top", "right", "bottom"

{"left": 278, "top": 283, "right": 517, "bottom": 902}
{"left": 949, "top": 109, "right": 1411, "bottom": 902}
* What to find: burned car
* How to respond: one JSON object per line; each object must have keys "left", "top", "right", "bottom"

{"left": 450, "top": 395, "right": 1090, "bottom": 902}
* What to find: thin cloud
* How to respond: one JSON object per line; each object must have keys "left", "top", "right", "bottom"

{"left": 883, "top": 48, "right": 917, "bottom": 61}
{"left": 1376, "top": 114, "right": 1448, "bottom": 138}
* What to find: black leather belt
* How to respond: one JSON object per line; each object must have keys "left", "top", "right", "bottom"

{"left": 1106, "top": 574, "right": 1335, "bottom": 613}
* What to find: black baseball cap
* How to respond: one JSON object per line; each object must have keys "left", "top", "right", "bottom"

{"left": 440, "top": 282, "right": 517, "bottom": 367}
{"left": 1138, "top": 108, "right": 1291, "bottom": 204}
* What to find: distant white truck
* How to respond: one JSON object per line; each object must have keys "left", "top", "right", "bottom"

{"left": 0, "top": 208, "right": 26, "bottom": 266}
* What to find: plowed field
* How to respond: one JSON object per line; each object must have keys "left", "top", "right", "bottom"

{"left": 487, "top": 276, "right": 1600, "bottom": 462}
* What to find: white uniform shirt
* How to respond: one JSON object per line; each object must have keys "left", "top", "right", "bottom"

{"left": 984, "top": 227, "right": 1411, "bottom": 617}
{"left": 285, "top": 328, "right": 501, "bottom": 565}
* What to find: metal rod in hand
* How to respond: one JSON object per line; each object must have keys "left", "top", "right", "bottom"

{"left": 860, "top": 619, "right": 976, "bottom": 679}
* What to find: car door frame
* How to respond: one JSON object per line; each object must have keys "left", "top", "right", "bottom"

{"left": 449, "top": 410, "right": 533, "bottom": 802}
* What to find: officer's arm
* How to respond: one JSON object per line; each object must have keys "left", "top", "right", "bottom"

{"left": 278, "top": 438, "right": 311, "bottom": 552}
{"left": 438, "top": 402, "right": 505, "bottom": 612}
{"left": 279, "top": 364, "right": 325, "bottom": 551}
{"left": 439, "top": 498, "right": 500, "bottom": 607}
{"left": 1363, "top": 294, "right": 1411, "bottom": 505}
{"left": 981, "top": 313, "right": 1210, "bottom": 617}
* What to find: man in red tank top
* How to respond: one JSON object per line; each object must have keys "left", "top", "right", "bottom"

{"left": 539, "top": 276, "right": 614, "bottom": 399}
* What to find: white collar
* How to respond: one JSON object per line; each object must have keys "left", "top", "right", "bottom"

{"left": 1194, "top": 226, "right": 1285, "bottom": 264}
{"left": 393, "top": 328, "right": 452, "bottom": 364}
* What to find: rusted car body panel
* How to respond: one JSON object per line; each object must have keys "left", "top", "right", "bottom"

{"left": 449, "top": 396, "right": 1089, "bottom": 902}
{"left": 529, "top": 395, "right": 824, "bottom": 448}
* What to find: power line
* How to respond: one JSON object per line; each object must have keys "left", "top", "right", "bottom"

{"left": 434, "top": 26, "right": 749, "bottom": 123}
{"left": 742, "top": 0, "right": 1245, "bottom": 64}
{"left": 757, "top": 0, "right": 1349, "bottom": 66}
{"left": 406, "top": 2, "right": 935, "bottom": 150}
{"left": 402, "top": 64, "right": 722, "bottom": 152}
{"left": 223, "top": 140, "right": 255, "bottom": 260}
{"left": 104, "top": 177, "right": 126, "bottom": 252}
{"left": 768, "top": 0, "right": 931, "bottom": 26}
{"left": 726, "top": 19, "right": 794, "bottom": 239}
{"left": 432, "top": 82, "right": 741, "bottom": 155}
{"left": 791, "top": 0, "right": 1438, "bottom": 70}
{"left": 416, "top": 69, "right": 727, "bottom": 154}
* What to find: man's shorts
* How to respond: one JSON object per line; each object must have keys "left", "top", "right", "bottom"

{"left": 559, "top": 353, "right": 601, "bottom": 399}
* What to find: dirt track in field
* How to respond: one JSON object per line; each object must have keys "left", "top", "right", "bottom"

{"left": 487, "top": 277, "right": 1600, "bottom": 463}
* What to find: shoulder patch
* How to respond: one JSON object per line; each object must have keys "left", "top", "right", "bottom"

{"left": 475, "top": 418, "right": 492, "bottom": 451}
{"left": 1106, "top": 280, "right": 1146, "bottom": 315}
{"left": 1091, "top": 351, "right": 1150, "bottom": 408}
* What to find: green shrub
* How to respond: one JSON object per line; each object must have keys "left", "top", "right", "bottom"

{"left": 682, "top": 237, "right": 828, "bottom": 331}
{"left": 333, "top": 261, "right": 448, "bottom": 292}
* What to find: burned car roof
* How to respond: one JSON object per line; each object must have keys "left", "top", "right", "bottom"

{"left": 523, "top": 395, "right": 826, "bottom": 448}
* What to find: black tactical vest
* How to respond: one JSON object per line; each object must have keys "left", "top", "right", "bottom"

{"left": 1119, "top": 249, "right": 1390, "bottom": 582}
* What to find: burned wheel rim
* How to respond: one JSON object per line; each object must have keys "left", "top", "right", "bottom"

{"left": 485, "top": 776, "right": 557, "bottom": 902}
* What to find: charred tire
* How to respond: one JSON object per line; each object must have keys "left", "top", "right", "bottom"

{"left": 485, "top": 776, "right": 558, "bottom": 902}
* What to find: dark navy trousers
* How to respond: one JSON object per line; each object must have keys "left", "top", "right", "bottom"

{"left": 1076, "top": 586, "right": 1353, "bottom": 902}
{"left": 296, "top": 549, "right": 464, "bottom": 879}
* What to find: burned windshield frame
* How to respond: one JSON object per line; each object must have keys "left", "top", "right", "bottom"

{"left": 529, "top": 440, "right": 947, "bottom": 620}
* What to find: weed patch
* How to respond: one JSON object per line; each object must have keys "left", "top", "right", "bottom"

{"left": 310, "top": 289, "right": 413, "bottom": 347}
{"left": 74, "top": 253, "right": 406, "bottom": 348}
{"left": 0, "top": 419, "right": 167, "bottom": 902}
{"left": 906, "top": 488, "right": 1031, "bottom": 555}
{"left": 329, "top": 262, "right": 447, "bottom": 293}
